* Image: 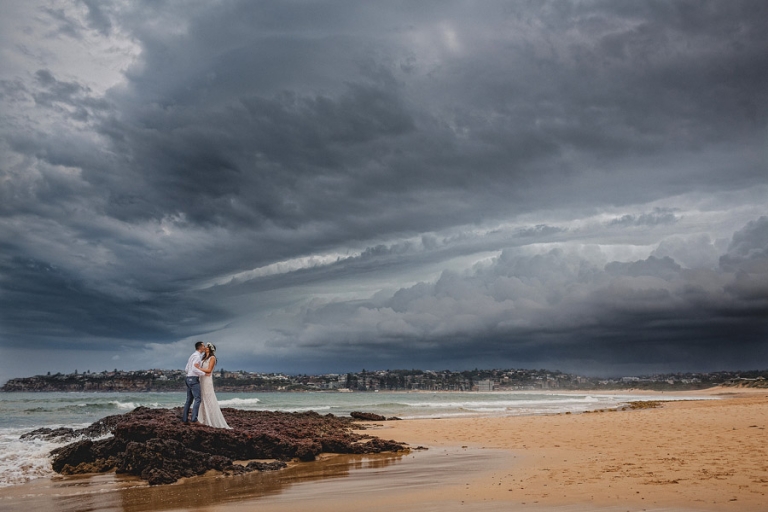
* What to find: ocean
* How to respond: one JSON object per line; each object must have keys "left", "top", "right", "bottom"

{"left": 0, "top": 390, "right": 710, "bottom": 487}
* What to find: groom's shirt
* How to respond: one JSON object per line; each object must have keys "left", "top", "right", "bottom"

{"left": 185, "top": 351, "right": 206, "bottom": 377}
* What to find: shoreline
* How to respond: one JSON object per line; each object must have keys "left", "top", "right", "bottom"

{"left": 1, "top": 388, "right": 766, "bottom": 511}
{"left": 2, "top": 385, "right": 761, "bottom": 393}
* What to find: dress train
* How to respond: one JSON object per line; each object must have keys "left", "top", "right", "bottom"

{"left": 198, "top": 359, "right": 231, "bottom": 429}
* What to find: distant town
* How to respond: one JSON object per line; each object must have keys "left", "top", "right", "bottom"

{"left": 2, "top": 367, "right": 767, "bottom": 392}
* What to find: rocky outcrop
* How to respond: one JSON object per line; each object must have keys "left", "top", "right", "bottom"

{"left": 22, "top": 414, "right": 123, "bottom": 443}
{"left": 350, "top": 411, "right": 386, "bottom": 421}
{"left": 38, "top": 407, "right": 409, "bottom": 485}
{"left": 722, "top": 378, "right": 768, "bottom": 388}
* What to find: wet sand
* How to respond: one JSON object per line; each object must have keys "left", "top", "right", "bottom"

{"left": 0, "top": 448, "right": 509, "bottom": 512}
{"left": 1, "top": 388, "right": 766, "bottom": 511}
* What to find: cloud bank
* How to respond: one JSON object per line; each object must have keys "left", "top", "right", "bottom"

{"left": 0, "top": 1, "right": 766, "bottom": 379}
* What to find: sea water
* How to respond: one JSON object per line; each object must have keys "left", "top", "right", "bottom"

{"left": 0, "top": 390, "right": 711, "bottom": 487}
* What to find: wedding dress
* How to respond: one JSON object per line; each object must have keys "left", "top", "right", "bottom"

{"left": 198, "top": 358, "right": 231, "bottom": 429}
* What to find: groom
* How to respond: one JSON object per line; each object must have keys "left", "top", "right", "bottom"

{"left": 181, "top": 341, "right": 207, "bottom": 423}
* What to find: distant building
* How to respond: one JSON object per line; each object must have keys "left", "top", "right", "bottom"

{"left": 477, "top": 379, "right": 494, "bottom": 391}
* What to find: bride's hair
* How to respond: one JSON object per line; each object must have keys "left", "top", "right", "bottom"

{"left": 203, "top": 342, "right": 217, "bottom": 361}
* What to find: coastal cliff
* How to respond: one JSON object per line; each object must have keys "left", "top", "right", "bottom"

{"left": 4, "top": 368, "right": 767, "bottom": 392}
{"left": 1, "top": 373, "right": 281, "bottom": 392}
{"left": 3, "top": 376, "right": 159, "bottom": 392}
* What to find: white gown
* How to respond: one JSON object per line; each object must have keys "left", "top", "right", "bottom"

{"left": 198, "top": 358, "right": 231, "bottom": 429}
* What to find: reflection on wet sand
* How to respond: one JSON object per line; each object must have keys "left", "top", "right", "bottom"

{"left": 120, "top": 453, "right": 408, "bottom": 512}
{"left": 0, "top": 452, "right": 409, "bottom": 512}
{"left": 0, "top": 448, "right": 512, "bottom": 512}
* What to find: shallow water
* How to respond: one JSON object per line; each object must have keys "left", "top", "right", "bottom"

{"left": 0, "top": 389, "right": 703, "bottom": 428}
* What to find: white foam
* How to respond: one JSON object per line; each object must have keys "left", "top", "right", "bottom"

{"left": 405, "top": 397, "right": 599, "bottom": 409}
{"left": 109, "top": 401, "right": 138, "bottom": 410}
{"left": 459, "top": 407, "right": 509, "bottom": 413}
{"left": 0, "top": 429, "right": 63, "bottom": 487}
{"left": 272, "top": 405, "right": 333, "bottom": 413}
{"left": 402, "top": 411, "right": 486, "bottom": 420}
{"left": 217, "top": 397, "right": 262, "bottom": 407}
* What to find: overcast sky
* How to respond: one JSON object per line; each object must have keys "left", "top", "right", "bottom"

{"left": 1, "top": 1, "right": 766, "bottom": 382}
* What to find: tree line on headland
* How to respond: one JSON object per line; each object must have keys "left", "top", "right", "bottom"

{"left": 2, "top": 367, "right": 767, "bottom": 392}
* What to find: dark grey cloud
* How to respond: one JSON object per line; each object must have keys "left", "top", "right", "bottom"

{"left": 720, "top": 216, "right": 768, "bottom": 273}
{"left": 31, "top": 69, "right": 112, "bottom": 122}
{"left": 0, "top": 246, "right": 230, "bottom": 347}
{"left": 651, "top": 234, "right": 723, "bottom": 270}
{"left": 41, "top": 5, "right": 86, "bottom": 39}
{"left": 0, "top": 1, "right": 766, "bottom": 379}
{"left": 80, "top": 0, "right": 112, "bottom": 36}
{"left": 272, "top": 217, "right": 768, "bottom": 374}
{"left": 21, "top": 0, "right": 761, "bottom": 233}
{"left": 96, "top": 79, "right": 417, "bottom": 231}
{"left": 605, "top": 255, "right": 682, "bottom": 279}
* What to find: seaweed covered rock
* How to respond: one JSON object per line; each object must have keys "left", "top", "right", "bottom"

{"left": 51, "top": 436, "right": 125, "bottom": 474}
{"left": 350, "top": 411, "right": 386, "bottom": 421}
{"left": 43, "top": 407, "right": 409, "bottom": 484}
{"left": 22, "top": 414, "right": 122, "bottom": 443}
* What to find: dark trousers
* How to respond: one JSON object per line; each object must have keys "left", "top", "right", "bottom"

{"left": 182, "top": 376, "right": 201, "bottom": 422}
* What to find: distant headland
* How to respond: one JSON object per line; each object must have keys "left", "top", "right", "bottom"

{"left": 2, "top": 368, "right": 767, "bottom": 392}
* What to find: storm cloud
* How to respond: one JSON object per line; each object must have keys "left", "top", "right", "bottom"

{"left": 0, "top": 1, "right": 766, "bottom": 380}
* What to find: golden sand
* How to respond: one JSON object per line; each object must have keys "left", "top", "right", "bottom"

{"left": 374, "top": 388, "right": 768, "bottom": 511}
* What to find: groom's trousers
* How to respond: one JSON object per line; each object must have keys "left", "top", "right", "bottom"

{"left": 182, "top": 376, "right": 201, "bottom": 422}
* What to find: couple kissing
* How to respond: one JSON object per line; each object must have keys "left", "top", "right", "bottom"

{"left": 181, "top": 341, "right": 231, "bottom": 429}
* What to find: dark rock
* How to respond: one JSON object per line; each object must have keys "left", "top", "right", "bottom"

{"left": 207, "top": 454, "right": 232, "bottom": 471}
{"left": 118, "top": 438, "right": 212, "bottom": 484}
{"left": 50, "top": 439, "right": 95, "bottom": 473}
{"left": 41, "top": 406, "right": 409, "bottom": 485}
{"left": 359, "top": 437, "right": 409, "bottom": 453}
{"left": 350, "top": 411, "right": 386, "bottom": 421}
{"left": 60, "top": 457, "right": 119, "bottom": 475}
{"left": 80, "top": 414, "right": 123, "bottom": 437}
{"left": 221, "top": 464, "right": 248, "bottom": 476}
{"left": 50, "top": 436, "right": 127, "bottom": 474}
{"left": 386, "top": 416, "right": 402, "bottom": 421}
{"left": 23, "top": 414, "right": 124, "bottom": 443}
{"left": 144, "top": 467, "right": 179, "bottom": 486}
{"left": 246, "top": 460, "right": 287, "bottom": 472}
{"left": 21, "top": 427, "right": 80, "bottom": 443}
{"left": 293, "top": 440, "right": 323, "bottom": 461}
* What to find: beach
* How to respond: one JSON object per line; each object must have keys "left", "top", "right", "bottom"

{"left": 1, "top": 388, "right": 766, "bottom": 511}
{"left": 371, "top": 388, "right": 768, "bottom": 511}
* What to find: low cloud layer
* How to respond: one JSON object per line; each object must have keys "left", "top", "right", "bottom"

{"left": 255, "top": 217, "right": 768, "bottom": 374}
{"left": 0, "top": 1, "right": 766, "bottom": 380}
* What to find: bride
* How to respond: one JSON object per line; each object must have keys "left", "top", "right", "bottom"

{"left": 197, "top": 343, "right": 231, "bottom": 429}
